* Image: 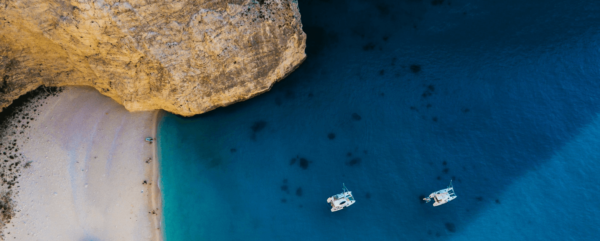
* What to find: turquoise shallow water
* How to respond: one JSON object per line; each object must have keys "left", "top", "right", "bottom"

{"left": 158, "top": 0, "right": 600, "bottom": 240}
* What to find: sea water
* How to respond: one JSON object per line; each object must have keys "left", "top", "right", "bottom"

{"left": 158, "top": 0, "right": 600, "bottom": 240}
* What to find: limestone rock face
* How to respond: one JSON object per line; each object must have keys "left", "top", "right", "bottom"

{"left": 0, "top": 0, "right": 306, "bottom": 116}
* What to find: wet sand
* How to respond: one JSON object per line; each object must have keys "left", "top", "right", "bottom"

{"left": 1, "top": 87, "right": 163, "bottom": 240}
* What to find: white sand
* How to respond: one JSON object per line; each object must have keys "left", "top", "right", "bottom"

{"left": 1, "top": 87, "right": 162, "bottom": 240}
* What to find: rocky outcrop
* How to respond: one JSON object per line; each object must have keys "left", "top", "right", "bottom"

{"left": 0, "top": 0, "right": 306, "bottom": 116}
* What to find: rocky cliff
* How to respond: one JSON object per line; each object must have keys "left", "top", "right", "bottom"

{"left": 0, "top": 0, "right": 306, "bottom": 116}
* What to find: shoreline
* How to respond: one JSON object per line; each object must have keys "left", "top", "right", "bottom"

{"left": 149, "top": 110, "right": 165, "bottom": 241}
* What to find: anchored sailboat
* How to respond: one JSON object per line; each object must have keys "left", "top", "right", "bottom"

{"left": 423, "top": 180, "right": 457, "bottom": 206}
{"left": 327, "top": 183, "right": 356, "bottom": 212}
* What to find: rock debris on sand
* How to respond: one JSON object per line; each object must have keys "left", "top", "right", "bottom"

{"left": 0, "top": 86, "right": 63, "bottom": 239}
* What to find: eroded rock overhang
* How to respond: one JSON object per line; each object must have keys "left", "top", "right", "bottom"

{"left": 0, "top": 0, "right": 306, "bottom": 116}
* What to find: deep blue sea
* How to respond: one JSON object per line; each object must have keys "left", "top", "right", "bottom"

{"left": 158, "top": 0, "right": 600, "bottom": 240}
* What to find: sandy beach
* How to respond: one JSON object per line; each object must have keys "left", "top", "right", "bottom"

{"left": 0, "top": 87, "right": 163, "bottom": 240}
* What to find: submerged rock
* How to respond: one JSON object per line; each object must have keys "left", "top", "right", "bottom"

{"left": 0, "top": 0, "right": 306, "bottom": 116}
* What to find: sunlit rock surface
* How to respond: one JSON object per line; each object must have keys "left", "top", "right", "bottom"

{"left": 0, "top": 0, "right": 306, "bottom": 116}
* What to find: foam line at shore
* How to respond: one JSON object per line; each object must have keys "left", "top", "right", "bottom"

{"left": 150, "top": 110, "right": 166, "bottom": 241}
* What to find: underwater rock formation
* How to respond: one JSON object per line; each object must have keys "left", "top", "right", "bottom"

{"left": 0, "top": 0, "right": 306, "bottom": 116}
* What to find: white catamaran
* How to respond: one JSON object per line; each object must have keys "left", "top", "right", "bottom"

{"left": 423, "top": 180, "right": 457, "bottom": 207}
{"left": 327, "top": 183, "right": 356, "bottom": 212}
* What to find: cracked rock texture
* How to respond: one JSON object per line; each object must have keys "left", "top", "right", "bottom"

{"left": 0, "top": 0, "right": 306, "bottom": 116}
